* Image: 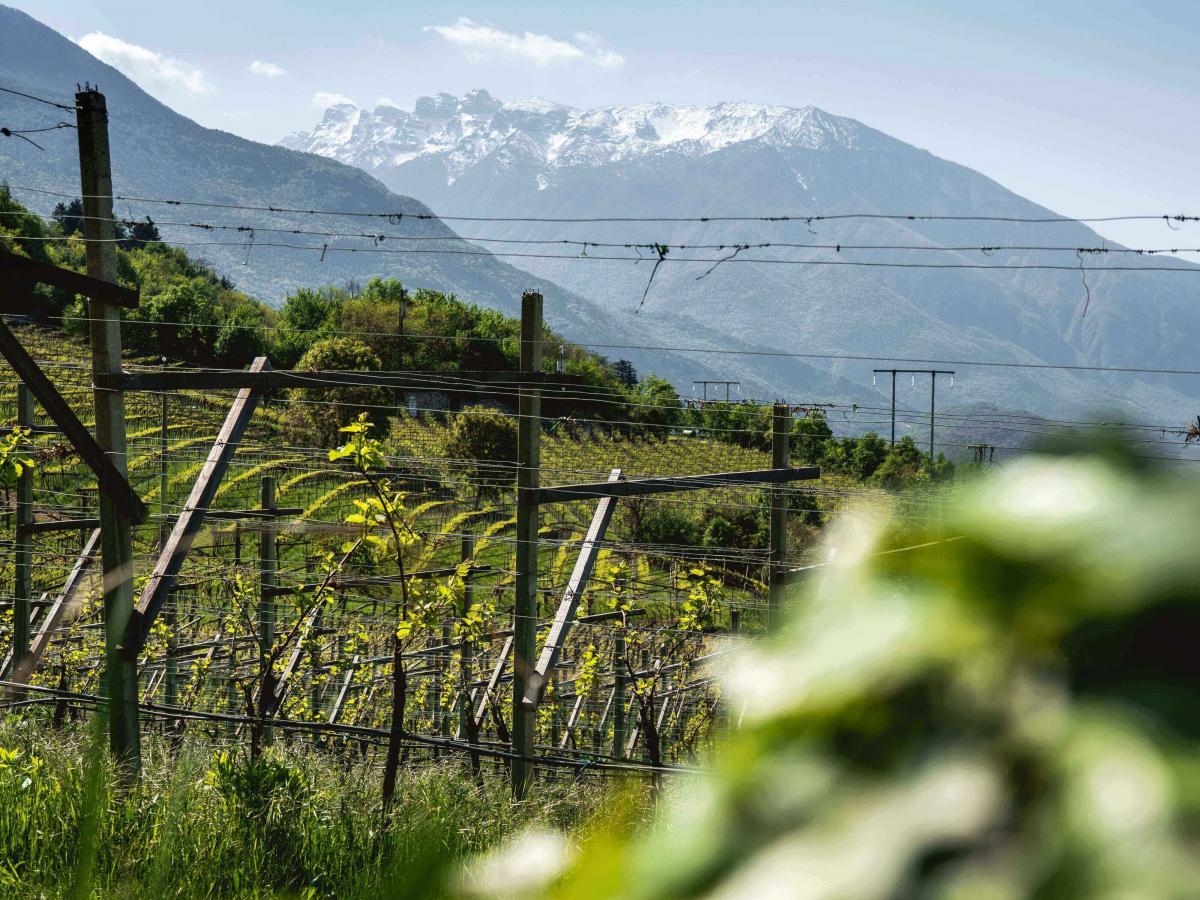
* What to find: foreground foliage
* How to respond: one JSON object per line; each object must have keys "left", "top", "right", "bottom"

{"left": 481, "top": 443, "right": 1200, "bottom": 898}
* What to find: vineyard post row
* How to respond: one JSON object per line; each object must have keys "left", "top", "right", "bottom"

{"left": 1, "top": 89, "right": 822, "bottom": 784}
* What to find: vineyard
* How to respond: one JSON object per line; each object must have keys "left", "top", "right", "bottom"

{"left": 0, "top": 314, "right": 942, "bottom": 794}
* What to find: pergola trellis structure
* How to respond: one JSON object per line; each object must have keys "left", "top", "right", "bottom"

{"left": 1, "top": 88, "right": 822, "bottom": 785}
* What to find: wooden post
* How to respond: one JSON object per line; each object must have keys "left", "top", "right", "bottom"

{"left": 439, "top": 617, "right": 452, "bottom": 745}
{"left": 77, "top": 88, "right": 141, "bottom": 772}
{"left": 459, "top": 534, "right": 474, "bottom": 740}
{"left": 612, "top": 628, "right": 627, "bottom": 760}
{"left": 164, "top": 608, "right": 177, "bottom": 708}
{"left": 258, "top": 476, "right": 276, "bottom": 745}
{"left": 512, "top": 291, "right": 542, "bottom": 798}
{"left": 309, "top": 609, "right": 322, "bottom": 720}
{"left": 133, "top": 356, "right": 270, "bottom": 646}
{"left": 11, "top": 384, "right": 32, "bottom": 675}
{"left": 158, "top": 388, "right": 169, "bottom": 546}
{"left": 768, "top": 402, "right": 790, "bottom": 632}
{"left": 259, "top": 477, "right": 277, "bottom": 652}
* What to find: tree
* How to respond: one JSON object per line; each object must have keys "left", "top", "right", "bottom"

{"left": 213, "top": 301, "right": 269, "bottom": 367}
{"left": 445, "top": 405, "right": 518, "bottom": 504}
{"left": 271, "top": 287, "right": 345, "bottom": 367}
{"left": 119, "top": 216, "right": 161, "bottom": 251}
{"left": 792, "top": 411, "right": 833, "bottom": 463}
{"left": 630, "top": 375, "right": 682, "bottom": 430}
{"left": 127, "top": 281, "right": 219, "bottom": 360}
{"left": 872, "top": 436, "right": 927, "bottom": 490}
{"left": 51, "top": 199, "right": 83, "bottom": 236}
{"left": 284, "top": 337, "right": 390, "bottom": 447}
{"left": 611, "top": 359, "right": 638, "bottom": 388}
{"left": 822, "top": 432, "right": 890, "bottom": 479}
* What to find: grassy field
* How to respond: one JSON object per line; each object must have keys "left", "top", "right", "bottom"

{"left": 0, "top": 712, "right": 621, "bottom": 899}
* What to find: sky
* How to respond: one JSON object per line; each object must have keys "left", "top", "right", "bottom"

{"left": 8, "top": 1, "right": 1200, "bottom": 250}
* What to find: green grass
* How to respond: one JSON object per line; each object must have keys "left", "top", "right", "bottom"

{"left": 0, "top": 712, "right": 617, "bottom": 899}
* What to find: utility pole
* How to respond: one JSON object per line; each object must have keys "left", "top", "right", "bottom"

{"left": 77, "top": 87, "right": 142, "bottom": 774}
{"left": 512, "top": 290, "right": 543, "bottom": 799}
{"left": 692, "top": 380, "right": 740, "bottom": 403}
{"left": 872, "top": 369, "right": 899, "bottom": 445}
{"left": 873, "top": 369, "right": 955, "bottom": 459}
{"left": 968, "top": 443, "right": 996, "bottom": 466}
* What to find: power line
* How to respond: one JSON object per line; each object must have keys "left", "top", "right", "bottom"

{"left": 9, "top": 183, "right": 1200, "bottom": 227}
{"left": 0, "top": 86, "right": 75, "bottom": 112}
{"left": 9, "top": 233, "right": 1200, "bottom": 274}
{"left": 8, "top": 207, "right": 1200, "bottom": 258}
{"left": 20, "top": 314, "right": 1200, "bottom": 380}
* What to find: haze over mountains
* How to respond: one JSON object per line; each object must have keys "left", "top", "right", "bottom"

{"left": 282, "top": 89, "right": 1200, "bottom": 425}
{"left": 0, "top": 5, "right": 839, "bottom": 401}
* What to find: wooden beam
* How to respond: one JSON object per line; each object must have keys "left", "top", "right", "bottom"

{"left": 0, "top": 320, "right": 146, "bottom": 523}
{"left": 262, "top": 565, "right": 492, "bottom": 598}
{"left": 0, "top": 248, "right": 139, "bottom": 308}
{"left": 9, "top": 528, "right": 100, "bottom": 685}
{"left": 102, "top": 369, "right": 585, "bottom": 393}
{"left": 523, "top": 468, "right": 621, "bottom": 708}
{"left": 534, "top": 466, "right": 820, "bottom": 503}
{"left": 131, "top": 356, "right": 270, "bottom": 648}
{"left": 26, "top": 518, "right": 102, "bottom": 534}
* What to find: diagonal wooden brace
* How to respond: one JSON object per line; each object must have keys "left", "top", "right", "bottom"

{"left": 0, "top": 320, "right": 146, "bottom": 523}
{"left": 523, "top": 468, "right": 622, "bottom": 709}
{"left": 130, "top": 356, "right": 270, "bottom": 651}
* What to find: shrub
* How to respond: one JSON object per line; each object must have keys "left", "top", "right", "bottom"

{"left": 444, "top": 405, "right": 519, "bottom": 499}
{"left": 283, "top": 337, "right": 390, "bottom": 447}
{"left": 632, "top": 505, "right": 702, "bottom": 548}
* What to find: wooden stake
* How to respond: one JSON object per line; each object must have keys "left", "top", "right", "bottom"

{"left": 512, "top": 291, "right": 542, "bottom": 798}
{"left": 11, "top": 384, "right": 32, "bottom": 677}
{"left": 76, "top": 88, "right": 141, "bottom": 773}
{"left": 612, "top": 627, "right": 627, "bottom": 760}
{"left": 259, "top": 476, "right": 276, "bottom": 745}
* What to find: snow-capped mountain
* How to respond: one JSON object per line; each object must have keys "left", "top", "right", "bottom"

{"left": 280, "top": 89, "right": 864, "bottom": 185}
{"left": 281, "top": 90, "right": 1200, "bottom": 426}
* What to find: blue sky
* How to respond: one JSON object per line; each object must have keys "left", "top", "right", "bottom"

{"left": 9, "top": 1, "right": 1200, "bottom": 249}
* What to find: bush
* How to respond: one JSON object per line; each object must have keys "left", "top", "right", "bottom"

{"left": 283, "top": 337, "right": 390, "bottom": 447}
{"left": 632, "top": 505, "right": 702, "bottom": 548}
{"left": 444, "top": 405, "right": 519, "bottom": 499}
{"left": 701, "top": 506, "right": 767, "bottom": 551}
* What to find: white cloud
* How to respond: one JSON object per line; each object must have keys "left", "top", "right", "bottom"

{"left": 77, "top": 32, "right": 213, "bottom": 96}
{"left": 424, "top": 18, "right": 625, "bottom": 68}
{"left": 311, "top": 91, "right": 356, "bottom": 110}
{"left": 248, "top": 60, "right": 286, "bottom": 78}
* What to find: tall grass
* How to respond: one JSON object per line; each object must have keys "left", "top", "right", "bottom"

{"left": 0, "top": 712, "right": 613, "bottom": 899}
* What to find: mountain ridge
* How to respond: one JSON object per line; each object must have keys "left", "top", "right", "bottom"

{"left": 281, "top": 89, "right": 1200, "bottom": 424}
{"left": 0, "top": 6, "right": 867, "bottom": 403}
